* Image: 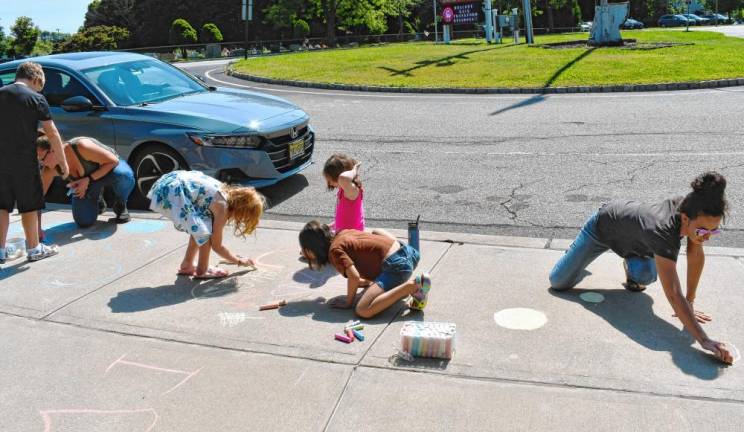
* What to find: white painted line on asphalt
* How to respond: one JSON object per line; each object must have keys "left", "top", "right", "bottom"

{"left": 205, "top": 68, "right": 744, "bottom": 100}
{"left": 323, "top": 148, "right": 744, "bottom": 158}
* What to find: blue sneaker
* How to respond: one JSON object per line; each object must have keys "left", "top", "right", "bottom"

{"left": 409, "top": 273, "right": 431, "bottom": 311}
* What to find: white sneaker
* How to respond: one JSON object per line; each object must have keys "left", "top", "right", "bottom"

{"left": 27, "top": 244, "right": 59, "bottom": 262}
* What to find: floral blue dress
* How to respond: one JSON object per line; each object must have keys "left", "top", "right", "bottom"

{"left": 148, "top": 170, "right": 224, "bottom": 245}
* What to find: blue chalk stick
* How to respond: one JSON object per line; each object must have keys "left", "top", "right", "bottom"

{"left": 352, "top": 329, "right": 364, "bottom": 341}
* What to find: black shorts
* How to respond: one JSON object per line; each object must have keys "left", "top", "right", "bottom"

{"left": 0, "top": 167, "right": 45, "bottom": 213}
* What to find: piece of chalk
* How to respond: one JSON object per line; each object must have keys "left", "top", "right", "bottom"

{"left": 335, "top": 333, "right": 352, "bottom": 343}
{"left": 352, "top": 329, "right": 364, "bottom": 341}
{"left": 259, "top": 300, "right": 287, "bottom": 311}
{"left": 345, "top": 328, "right": 354, "bottom": 340}
{"left": 347, "top": 320, "right": 360, "bottom": 327}
{"left": 345, "top": 324, "right": 364, "bottom": 331}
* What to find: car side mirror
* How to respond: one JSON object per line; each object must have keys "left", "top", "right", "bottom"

{"left": 61, "top": 96, "right": 105, "bottom": 112}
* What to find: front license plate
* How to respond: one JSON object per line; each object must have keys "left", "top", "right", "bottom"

{"left": 288, "top": 139, "right": 305, "bottom": 160}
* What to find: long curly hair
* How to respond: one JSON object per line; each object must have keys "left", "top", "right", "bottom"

{"left": 678, "top": 171, "right": 728, "bottom": 221}
{"left": 222, "top": 185, "right": 265, "bottom": 238}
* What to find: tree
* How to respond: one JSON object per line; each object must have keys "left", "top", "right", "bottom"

{"left": 201, "top": 23, "right": 224, "bottom": 43}
{"left": 170, "top": 18, "right": 197, "bottom": 59}
{"left": 0, "top": 25, "right": 7, "bottom": 57}
{"left": 294, "top": 19, "right": 310, "bottom": 39}
{"left": 11, "top": 16, "right": 41, "bottom": 56}
{"left": 84, "top": 0, "right": 136, "bottom": 31}
{"left": 57, "top": 25, "right": 130, "bottom": 53}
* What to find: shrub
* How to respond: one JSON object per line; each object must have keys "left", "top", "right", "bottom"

{"left": 201, "top": 22, "right": 223, "bottom": 43}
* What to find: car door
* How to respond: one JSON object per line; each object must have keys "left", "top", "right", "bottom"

{"left": 40, "top": 67, "right": 116, "bottom": 147}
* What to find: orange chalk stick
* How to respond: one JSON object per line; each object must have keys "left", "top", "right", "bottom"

{"left": 259, "top": 300, "right": 287, "bottom": 311}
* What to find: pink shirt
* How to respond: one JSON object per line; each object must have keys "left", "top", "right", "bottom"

{"left": 334, "top": 187, "right": 365, "bottom": 232}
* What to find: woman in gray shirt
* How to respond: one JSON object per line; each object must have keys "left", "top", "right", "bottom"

{"left": 549, "top": 172, "right": 734, "bottom": 364}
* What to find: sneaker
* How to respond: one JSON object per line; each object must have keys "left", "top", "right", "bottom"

{"left": 27, "top": 243, "right": 59, "bottom": 262}
{"left": 623, "top": 261, "right": 646, "bottom": 292}
{"left": 409, "top": 273, "right": 431, "bottom": 311}
{"left": 0, "top": 248, "right": 6, "bottom": 265}
{"left": 113, "top": 201, "right": 130, "bottom": 223}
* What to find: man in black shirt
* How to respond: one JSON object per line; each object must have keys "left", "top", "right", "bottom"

{"left": 0, "top": 62, "right": 69, "bottom": 263}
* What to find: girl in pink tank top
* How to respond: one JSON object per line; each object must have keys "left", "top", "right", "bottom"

{"left": 323, "top": 154, "right": 365, "bottom": 232}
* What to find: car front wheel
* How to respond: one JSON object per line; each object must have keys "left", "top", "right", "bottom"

{"left": 129, "top": 143, "right": 188, "bottom": 209}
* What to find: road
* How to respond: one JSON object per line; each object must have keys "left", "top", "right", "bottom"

{"left": 178, "top": 57, "right": 744, "bottom": 247}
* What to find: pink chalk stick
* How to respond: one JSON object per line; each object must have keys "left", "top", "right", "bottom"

{"left": 335, "top": 333, "right": 352, "bottom": 343}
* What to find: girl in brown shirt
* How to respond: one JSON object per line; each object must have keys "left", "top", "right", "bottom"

{"left": 299, "top": 220, "right": 431, "bottom": 318}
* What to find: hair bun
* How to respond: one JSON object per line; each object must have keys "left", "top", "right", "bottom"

{"left": 691, "top": 171, "right": 726, "bottom": 196}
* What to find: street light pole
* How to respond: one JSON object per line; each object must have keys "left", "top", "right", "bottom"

{"left": 685, "top": 1, "right": 690, "bottom": 32}
{"left": 433, "top": 0, "right": 438, "bottom": 43}
{"left": 715, "top": 0, "right": 719, "bottom": 26}
{"left": 243, "top": 0, "right": 253, "bottom": 59}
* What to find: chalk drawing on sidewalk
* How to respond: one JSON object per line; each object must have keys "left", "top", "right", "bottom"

{"left": 39, "top": 408, "right": 159, "bottom": 432}
{"left": 579, "top": 292, "right": 605, "bottom": 304}
{"left": 105, "top": 354, "right": 203, "bottom": 395}
{"left": 494, "top": 308, "right": 547, "bottom": 330}
{"left": 218, "top": 312, "right": 265, "bottom": 327}
{"left": 124, "top": 220, "right": 167, "bottom": 234}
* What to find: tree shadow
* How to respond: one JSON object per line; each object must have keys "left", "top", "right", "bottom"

{"left": 549, "top": 288, "right": 728, "bottom": 380}
{"left": 259, "top": 174, "right": 310, "bottom": 210}
{"left": 379, "top": 44, "right": 515, "bottom": 77}
{"left": 108, "top": 271, "right": 252, "bottom": 313}
{"left": 489, "top": 48, "right": 596, "bottom": 116}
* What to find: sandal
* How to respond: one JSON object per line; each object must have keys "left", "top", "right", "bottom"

{"left": 193, "top": 267, "right": 229, "bottom": 280}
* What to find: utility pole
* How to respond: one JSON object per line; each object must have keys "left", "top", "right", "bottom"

{"left": 243, "top": 0, "right": 253, "bottom": 59}
{"left": 433, "top": 0, "right": 438, "bottom": 43}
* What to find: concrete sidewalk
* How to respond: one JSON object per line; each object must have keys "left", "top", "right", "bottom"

{"left": 1, "top": 210, "right": 743, "bottom": 431}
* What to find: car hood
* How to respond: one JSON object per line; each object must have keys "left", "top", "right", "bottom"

{"left": 139, "top": 88, "right": 306, "bottom": 133}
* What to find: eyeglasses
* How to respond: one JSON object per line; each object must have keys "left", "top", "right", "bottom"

{"left": 695, "top": 228, "right": 721, "bottom": 237}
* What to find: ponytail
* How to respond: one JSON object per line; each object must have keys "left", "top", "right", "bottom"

{"left": 678, "top": 171, "right": 728, "bottom": 220}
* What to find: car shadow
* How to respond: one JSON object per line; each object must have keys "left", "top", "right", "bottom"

{"left": 549, "top": 288, "right": 728, "bottom": 380}
{"left": 259, "top": 174, "right": 310, "bottom": 209}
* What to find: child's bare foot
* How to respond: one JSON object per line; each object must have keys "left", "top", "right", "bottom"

{"left": 177, "top": 265, "right": 196, "bottom": 276}
{"left": 194, "top": 266, "right": 229, "bottom": 280}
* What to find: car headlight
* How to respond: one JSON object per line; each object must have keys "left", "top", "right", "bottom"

{"left": 187, "top": 133, "right": 263, "bottom": 148}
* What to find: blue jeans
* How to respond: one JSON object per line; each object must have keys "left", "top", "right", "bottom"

{"left": 549, "top": 212, "right": 658, "bottom": 290}
{"left": 72, "top": 161, "right": 135, "bottom": 228}
{"left": 374, "top": 242, "right": 421, "bottom": 292}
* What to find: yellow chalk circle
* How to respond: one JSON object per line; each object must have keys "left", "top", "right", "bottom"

{"left": 494, "top": 308, "right": 547, "bottom": 330}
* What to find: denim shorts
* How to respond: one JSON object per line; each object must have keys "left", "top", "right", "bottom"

{"left": 374, "top": 242, "right": 420, "bottom": 292}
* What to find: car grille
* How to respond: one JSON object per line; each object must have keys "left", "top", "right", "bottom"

{"left": 263, "top": 128, "right": 314, "bottom": 173}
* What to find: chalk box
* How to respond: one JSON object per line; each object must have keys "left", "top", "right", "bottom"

{"left": 400, "top": 321, "right": 456, "bottom": 360}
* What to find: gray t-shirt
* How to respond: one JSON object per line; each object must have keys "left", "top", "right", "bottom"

{"left": 595, "top": 197, "right": 683, "bottom": 261}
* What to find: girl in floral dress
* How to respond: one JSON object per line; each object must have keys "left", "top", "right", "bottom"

{"left": 148, "top": 170, "right": 265, "bottom": 279}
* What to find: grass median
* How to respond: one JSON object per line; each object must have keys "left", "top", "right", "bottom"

{"left": 231, "top": 30, "right": 744, "bottom": 89}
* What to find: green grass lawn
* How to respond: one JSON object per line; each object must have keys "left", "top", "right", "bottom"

{"left": 231, "top": 30, "right": 744, "bottom": 88}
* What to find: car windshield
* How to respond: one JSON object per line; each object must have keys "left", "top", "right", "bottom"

{"left": 82, "top": 59, "right": 207, "bottom": 106}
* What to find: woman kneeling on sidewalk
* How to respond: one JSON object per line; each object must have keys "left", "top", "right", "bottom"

{"left": 549, "top": 171, "right": 734, "bottom": 364}
{"left": 37, "top": 134, "right": 134, "bottom": 227}
{"left": 299, "top": 221, "right": 430, "bottom": 318}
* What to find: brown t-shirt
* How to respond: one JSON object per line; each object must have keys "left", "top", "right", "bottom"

{"left": 329, "top": 230, "right": 395, "bottom": 279}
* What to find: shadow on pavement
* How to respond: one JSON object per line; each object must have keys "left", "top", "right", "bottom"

{"left": 379, "top": 44, "right": 515, "bottom": 77}
{"left": 550, "top": 288, "right": 728, "bottom": 380}
{"left": 41, "top": 220, "right": 118, "bottom": 247}
{"left": 108, "top": 270, "right": 254, "bottom": 313}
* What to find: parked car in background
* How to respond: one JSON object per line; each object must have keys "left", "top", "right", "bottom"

{"left": 621, "top": 18, "right": 644, "bottom": 29}
{"left": 579, "top": 21, "right": 593, "bottom": 31}
{"left": 658, "top": 14, "right": 690, "bottom": 27}
{"left": 683, "top": 14, "right": 710, "bottom": 25}
{"left": 701, "top": 13, "right": 733, "bottom": 24}
{"left": 0, "top": 52, "right": 315, "bottom": 208}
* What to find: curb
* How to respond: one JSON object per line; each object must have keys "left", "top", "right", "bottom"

{"left": 257, "top": 219, "right": 744, "bottom": 258}
{"left": 226, "top": 67, "right": 744, "bottom": 95}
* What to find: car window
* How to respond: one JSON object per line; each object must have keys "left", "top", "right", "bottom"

{"left": 0, "top": 70, "right": 16, "bottom": 86}
{"left": 42, "top": 68, "right": 99, "bottom": 107}
{"left": 83, "top": 59, "right": 207, "bottom": 106}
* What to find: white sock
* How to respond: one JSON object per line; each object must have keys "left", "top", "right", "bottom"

{"left": 29, "top": 244, "right": 43, "bottom": 253}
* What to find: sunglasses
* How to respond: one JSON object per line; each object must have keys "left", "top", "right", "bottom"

{"left": 695, "top": 228, "right": 721, "bottom": 237}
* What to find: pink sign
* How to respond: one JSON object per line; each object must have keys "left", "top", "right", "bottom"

{"left": 442, "top": 6, "right": 455, "bottom": 24}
